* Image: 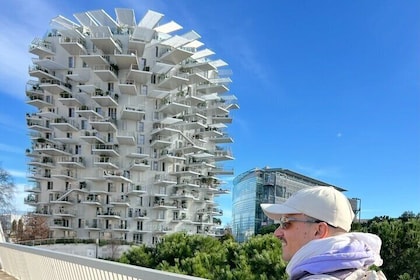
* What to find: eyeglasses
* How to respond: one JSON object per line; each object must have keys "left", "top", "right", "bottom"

{"left": 277, "top": 216, "right": 321, "bottom": 230}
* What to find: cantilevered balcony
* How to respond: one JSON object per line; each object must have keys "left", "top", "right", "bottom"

{"left": 49, "top": 219, "right": 73, "bottom": 229}
{"left": 33, "top": 143, "right": 71, "bottom": 157}
{"left": 51, "top": 169, "right": 79, "bottom": 181}
{"left": 158, "top": 152, "right": 186, "bottom": 163}
{"left": 75, "top": 106, "right": 103, "bottom": 120}
{"left": 38, "top": 107, "right": 60, "bottom": 119}
{"left": 196, "top": 80, "right": 230, "bottom": 94}
{"left": 58, "top": 92, "right": 82, "bottom": 107}
{"left": 116, "top": 131, "right": 136, "bottom": 146}
{"left": 32, "top": 57, "right": 67, "bottom": 71}
{"left": 150, "top": 136, "right": 172, "bottom": 148}
{"left": 211, "top": 114, "right": 232, "bottom": 124}
{"left": 57, "top": 156, "right": 85, "bottom": 168}
{"left": 24, "top": 194, "right": 39, "bottom": 206}
{"left": 26, "top": 94, "right": 53, "bottom": 110}
{"left": 114, "top": 49, "right": 138, "bottom": 69}
{"left": 92, "top": 144, "right": 119, "bottom": 157}
{"left": 110, "top": 196, "right": 130, "bottom": 207}
{"left": 89, "top": 25, "right": 122, "bottom": 54}
{"left": 127, "top": 64, "right": 152, "bottom": 84}
{"left": 29, "top": 38, "right": 55, "bottom": 57}
{"left": 169, "top": 167, "right": 201, "bottom": 178}
{"left": 53, "top": 208, "right": 77, "bottom": 217}
{"left": 93, "top": 156, "right": 120, "bottom": 170}
{"left": 186, "top": 72, "right": 209, "bottom": 85}
{"left": 129, "top": 159, "right": 150, "bottom": 171}
{"left": 91, "top": 89, "right": 119, "bottom": 106}
{"left": 182, "top": 60, "right": 216, "bottom": 72}
{"left": 59, "top": 36, "right": 87, "bottom": 55}
{"left": 159, "top": 47, "right": 193, "bottom": 65}
{"left": 89, "top": 118, "right": 117, "bottom": 133}
{"left": 213, "top": 147, "right": 234, "bottom": 161}
{"left": 39, "top": 79, "right": 72, "bottom": 95}
{"left": 151, "top": 127, "right": 181, "bottom": 138}
{"left": 211, "top": 165, "right": 234, "bottom": 175}
{"left": 174, "top": 143, "right": 206, "bottom": 154}
{"left": 50, "top": 117, "right": 79, "bottom": 132}
{"left": 28, "top": 65, "right": 57, "bottom": 81}
{"left": 93, "top": 65, "right": 118, "bottom": 82}
{"left": 28, "top": 156, "right": 54, "bottom": 168}
{"left": 97, "top": 209, "right": 122, "bottom": 219}
{"left": 24, "top": 183, "right": 41, "bottom": 193}
{"left": 208, "top": 133, "right": 234, "bottom": 144}
{"left": 154, "top": 174, "right": 177, "bottom": 186}
{"left": 120, "top": 106, "right": 145, "bottom": 120}
{"left": 81, "top": 195, "right": 102, "bottom": 206}
{"left": 79, "top": 54, "right": 109, "bottom": 67}
{"left": 80, "top": 131, "right": 106, "bottom": 144}
{"left": 170, "top": 188, "right": 199, "bottom": 200}
{"left": 126, "top": 184, "right": 147, "bottom": 196}
{"left": 158, "top": 101, "right": 190, "bottom": 115}
{"left": 149, "top": 89, "right": 170, "bottom": 99}
{"left": 118, "top": 80, "right": 138, "bottom": 95}
{"left": 157, "top": 74, "right": 189, "bottom": 91}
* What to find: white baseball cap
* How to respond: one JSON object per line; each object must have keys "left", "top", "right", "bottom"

{"left": 261, "top": 186, "right": 355, "bottom": 232}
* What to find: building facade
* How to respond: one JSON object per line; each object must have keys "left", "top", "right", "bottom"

{"left": 25, "top": 8, "right": 238, "bottom": 246}
{"left": 232, "top": 167, "right": 348, "bottom": 242}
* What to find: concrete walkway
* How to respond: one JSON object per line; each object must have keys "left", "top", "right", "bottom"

{"left": 0, "top": 270, "right": 17, "bottom": 279}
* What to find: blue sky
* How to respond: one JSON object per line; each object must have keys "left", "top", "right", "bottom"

{"left": 0, "top": 0, "right": 418, "bottom": 224}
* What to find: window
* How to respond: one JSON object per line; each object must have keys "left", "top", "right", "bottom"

{"left": 141, "top": 85, "right": 148, "bottom": 95}
{"left": 138, "top": 135, "right": 145, "bottom": 145}
{"left": 137, "top": 122, "right": 144, "bottom": 132}
{"left": 75, "top": 145, "right": 81, "bottom": 155}
{"left": 47, "top": 181, "right": 53, "bottom": 190}
{"left": 133, "top": 233, "right": 143, "bottom": 244}
{"left": 109, "top": 108, "right": 117, "bottom": 119}
{"left": 108, "top": 82, "right": 114, "bottom": 92}
{"left": 68, "top": 108, "right": 75, "bottom": 117}
{"left": 68, "top": 56, "right": 75, "bottom": 68}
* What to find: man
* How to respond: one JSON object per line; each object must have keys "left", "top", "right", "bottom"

{"left": 261, "top": 186, "right": 387, "bottom": 280}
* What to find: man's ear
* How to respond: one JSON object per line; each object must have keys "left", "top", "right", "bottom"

{"left": 315, "top": 222, "right": 330, "bottom": 238}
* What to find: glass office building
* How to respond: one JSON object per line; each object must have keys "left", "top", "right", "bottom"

{"left": 232, "top": 167, "right": 344, "bottom": 242}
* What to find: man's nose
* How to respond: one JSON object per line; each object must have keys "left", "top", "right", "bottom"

{"left": 274, "top": 226, "right": 284, "bottom": 238}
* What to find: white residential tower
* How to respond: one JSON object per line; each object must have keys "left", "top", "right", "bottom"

{"left": 25, "top": 8, "right": 238, "bottom": 246}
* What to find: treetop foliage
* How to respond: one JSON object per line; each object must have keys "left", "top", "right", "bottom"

{"left": 120, "top": 213, "right": 419, "bottom": 280}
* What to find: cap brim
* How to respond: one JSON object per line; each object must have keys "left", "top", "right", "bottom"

{"left": 260, "top": 203, "right": 301, "bottom": 220}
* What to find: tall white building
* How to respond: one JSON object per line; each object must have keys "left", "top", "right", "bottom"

{"left": 25, "top": 8, "right": 238, "bottom": 246}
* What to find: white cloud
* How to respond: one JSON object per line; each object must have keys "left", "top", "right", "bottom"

{"left": 0, "top": 0, "right": 62, "bottom": 100}
{"left": 8, "top": 170, "right": 27, "bottom": 179}
{"left": 0, "top": 143, "right": 25, "bottom": 155}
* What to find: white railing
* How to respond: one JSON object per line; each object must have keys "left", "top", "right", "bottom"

{"left": 0, "top": 242, "right": 205, "bottom": 280}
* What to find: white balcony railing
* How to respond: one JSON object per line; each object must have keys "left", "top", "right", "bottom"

{"left": 0, "top": 242, "right": 205, "bottom": 280}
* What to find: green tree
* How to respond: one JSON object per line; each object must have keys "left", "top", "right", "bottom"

{"left": 119, "top": 244, "right": 156, "bottom": 268}
{"left": 240, "top": 234, "right": 286, "bottom": 280}
{"left": 365, "top": 215, "right": 420, "bottom": 279}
